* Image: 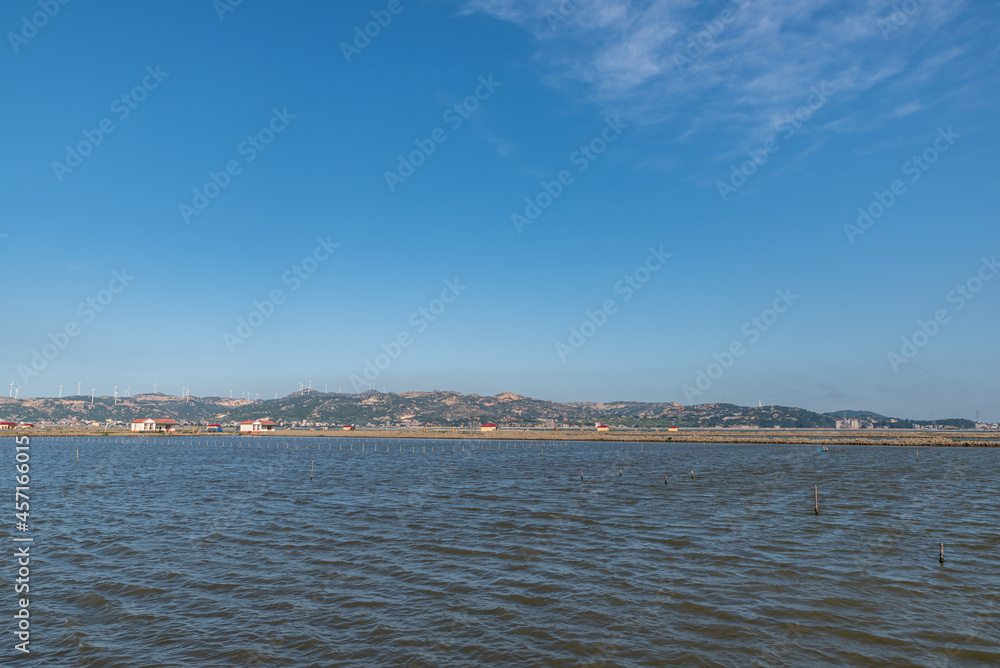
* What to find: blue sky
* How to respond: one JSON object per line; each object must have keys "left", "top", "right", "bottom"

{"left": 2, "top": 0, "right": 998, "bottom": 421}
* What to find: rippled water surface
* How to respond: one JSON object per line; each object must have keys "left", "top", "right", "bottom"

{"left": 15, "top": 436, "right": 1000, "bottom": 666}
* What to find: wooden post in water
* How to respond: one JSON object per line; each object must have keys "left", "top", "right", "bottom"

{"left": 664, "top": 474, "right": 667, "bottom": 485}
{"left": 76, "top": 449, "right": 79, "bottom": 463}
{"left": 814, "top": 485, "right": 819, "bottom": 515}
{"left": 310, "top": 460, "right": 314, "bottom": 480}
{"left": 690, "top": 470, "right": 694, "bottom": 479}
{"left": 580, "top": 469, "right": 583, "bottom": 481}
{"left": 939, "top": 543, "right": 944, "bottom": 564}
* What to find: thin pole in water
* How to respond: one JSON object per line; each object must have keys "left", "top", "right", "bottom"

{"left": 939, "top": 543, "right": 944, "bottom": 564}
{"left": 76, "top": 449, "right": 79, "bottom": 463}
{"left": 814, "top": 485, "right": 819, "bottom": 515}
{"left": 310, "top": 460, "right": 314, "bottom": 480}
{"left": 580, "top": 469, "right": 583, "bottom": 481}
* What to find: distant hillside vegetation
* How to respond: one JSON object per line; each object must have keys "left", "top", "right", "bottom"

{"left": 0, "top": 391, "right": 973, "bottom": 430}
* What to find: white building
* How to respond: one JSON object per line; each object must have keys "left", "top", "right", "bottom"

{"left": 239, "top": 419, "right": 277, "bottom": 433}
{"left": 835, "top": 418, "right": 860, "bottom": 430}
{"left": 130, "top": 418, "right": 178, "bottom": 432}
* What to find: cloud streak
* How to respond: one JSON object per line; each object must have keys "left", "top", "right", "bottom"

{"left": 461, "top": 0, "right": 978, "bottom": 144}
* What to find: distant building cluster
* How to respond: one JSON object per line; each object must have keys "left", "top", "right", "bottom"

{"left": 130, "top": 418, "right": 178, "bottom": 432}
{"left": 239, "top": 419, "right": 276, "bottom": 433}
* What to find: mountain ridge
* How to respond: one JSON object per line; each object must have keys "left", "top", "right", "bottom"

{"left": 0, "top": 391, "right": 977, "bottom": 430}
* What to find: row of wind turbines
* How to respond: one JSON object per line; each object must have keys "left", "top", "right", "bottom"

{"left": 8, "top": 380, "right": 358, "bottom": 403}
{"left": 9, "top": 381, "right": 148, "bottom": 404}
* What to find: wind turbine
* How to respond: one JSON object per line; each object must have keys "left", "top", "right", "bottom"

{"left": 126, "top": 386, "right": 131, "bottom": 398}
{"left": 9, "top": 380, "right": 13, "bottom": 398}
{"left": 154, "top": 381, "right": 157, "bottom": 394}
{"left": 59, "top": 384, "right": 63, "bottom": 398}
{"left": 114, "top": 386, "right": 118, "bottom": 405}
{"left": 14, "top": 386, "right": 19, "bottom": 399}
{"left": 77, "top": 382, "right": 82, "bottom": 396}
{"left": 91, "top": 388, "right": 95, "bottom": 404}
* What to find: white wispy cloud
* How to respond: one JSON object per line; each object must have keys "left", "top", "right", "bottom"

{"left": 460, "top": 0, "right": 979, "bottom": 146}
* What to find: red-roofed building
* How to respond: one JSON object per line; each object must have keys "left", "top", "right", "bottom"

{"left": 131, "top": 419, "right": 178, "bottom": 433}
{"left": 480, "top": 423, "right": 498, "bottom": 432}
{"left": 0, "top": 422, "right": 16, "bottom": 430}
{"left": 597, "top": 425, "right": 610, "bottom": 432}
{"left": 342, "top": 425, "right": 355, "bottom": 431}
{"left": 240, "top": 419, "right": 276, "bottom": 433}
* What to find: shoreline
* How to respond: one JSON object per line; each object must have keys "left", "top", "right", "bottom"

{"left": 6, "top": 428, "right": 999, "bottom": 447}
